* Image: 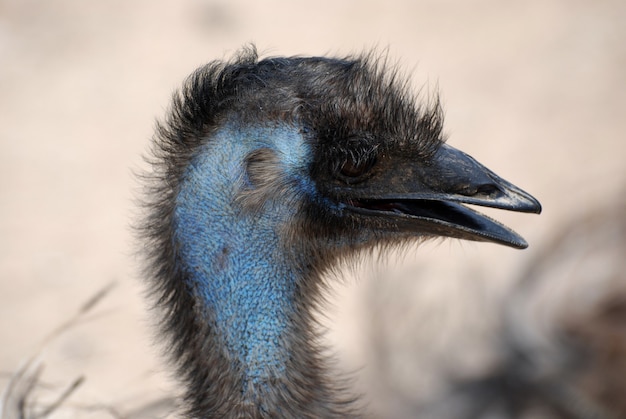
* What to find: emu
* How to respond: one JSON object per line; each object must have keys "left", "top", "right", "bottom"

{"left": 141, "top": 47, "right": 541, "bottom": 418}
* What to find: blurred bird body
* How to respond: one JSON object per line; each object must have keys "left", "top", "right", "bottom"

{"left": 141, "top": 47, "right": 540, "bottom": 418}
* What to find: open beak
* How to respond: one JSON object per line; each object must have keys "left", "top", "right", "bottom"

{"left": 340, "top": 144, "right": 542, "bottom": 249}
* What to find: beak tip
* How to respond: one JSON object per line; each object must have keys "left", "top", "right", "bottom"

{"left": 523, "top": 198, "right": 542, "bottom": 214}
{"left": 516, "top": 239, "right": 529, "bottom": 250}
{"left": 510, "top": 188, "right": 542, "bottom": 214}
{"left": 499, "top": 232, "right": 529, "bottom": 250}
{"left": 529, "top": 197, "right": 542, "bottom": 214}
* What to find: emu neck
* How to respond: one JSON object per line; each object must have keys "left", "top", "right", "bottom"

{"left": 174, "top": 124, "right": 308, "bottom": 388}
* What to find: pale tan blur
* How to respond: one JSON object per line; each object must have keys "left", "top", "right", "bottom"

{"left": 1, "top": 1, "right": 624, "bottom": 417}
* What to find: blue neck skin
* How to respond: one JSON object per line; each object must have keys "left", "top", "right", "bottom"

{"left": 174, "top": 122, "right": 313, "bottom": 388}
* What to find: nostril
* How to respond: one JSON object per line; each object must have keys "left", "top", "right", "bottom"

{"left": 456, "top": 183, "right": 499, "bottom": 196}
{"left": 476, "top": 183, "right": 500, "bottom": 197}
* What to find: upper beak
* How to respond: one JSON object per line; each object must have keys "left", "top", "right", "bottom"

{"left": 338, "top": 144, "right": 542, "bottom": 249}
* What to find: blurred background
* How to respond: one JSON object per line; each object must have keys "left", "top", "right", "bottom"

{"left": 1, "top": 0, "right": 624, "bottom": 417}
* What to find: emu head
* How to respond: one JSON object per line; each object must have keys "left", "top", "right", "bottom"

{"left": 157, "top": 50, "right": 541, "bottom": 267}
{"left": 144, "top": 47, "right": 541, "bottom": 418}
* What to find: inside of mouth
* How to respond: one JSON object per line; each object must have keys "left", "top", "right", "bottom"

{"left": 352, "top": 199, "right": 485, "bottom": 230}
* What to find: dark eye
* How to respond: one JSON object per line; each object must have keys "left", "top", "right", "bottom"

{"left": 339, "top": 155, "right": 377, "bottom": 181}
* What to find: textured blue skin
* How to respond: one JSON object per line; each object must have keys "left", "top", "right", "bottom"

{"left": 174, "top": 123, "right": 312, "bottom": 386}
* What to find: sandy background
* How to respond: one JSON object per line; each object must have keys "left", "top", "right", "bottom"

{"left": 1, "top": 0, "right": 625, "bottom": 417}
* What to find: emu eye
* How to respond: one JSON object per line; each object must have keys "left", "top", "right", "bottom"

{"left": 339, "top": 155, "right": 377, "bottom": 181}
